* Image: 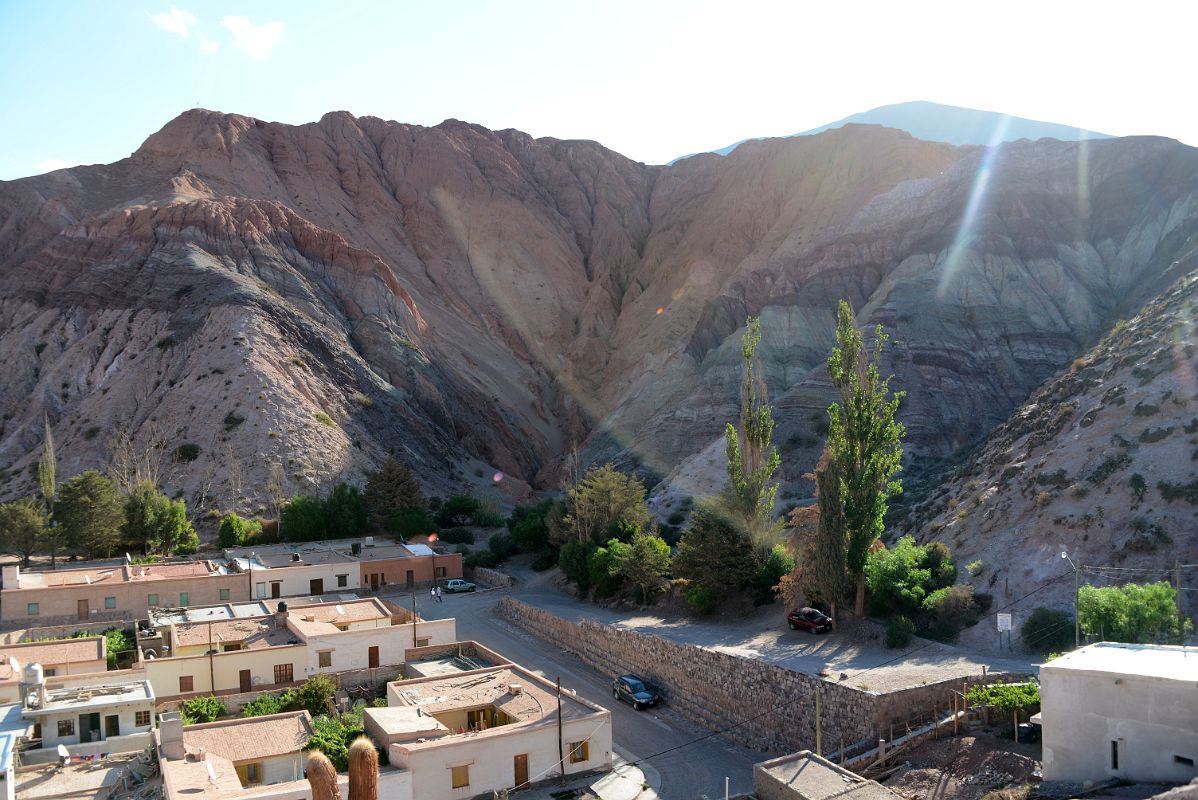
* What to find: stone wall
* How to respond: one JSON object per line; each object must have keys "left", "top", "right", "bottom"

{"left": 470, "top": 567, "right": 514, "bottom": 588}
{"left": 495, "top": 598, "right": 1022, "bottom": 757}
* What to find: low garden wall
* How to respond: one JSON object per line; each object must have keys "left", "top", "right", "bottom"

{"left": 470, "top": 567, "right": 515, "bottom": 588}
{"left": 495, "top": 598, "right": 1024, "bottom": 757}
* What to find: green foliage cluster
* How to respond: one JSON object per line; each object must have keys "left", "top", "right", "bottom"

{"left": 363, "top": 458, "right": 426, "bottom": 523}
{"left": 295, "top": 674, "right": 337, "bottom": 716}
{"left": 559, "top": 465, "right": 651, "bottom": 546}
{"left": 171, "top": 443, "right": 201, "bottom": 463}
{"left": 864, "top": 536, "right": 978, "bottom": 641}
{"left": 966, "top": 682, "right": 1040, "bottom": 715}
{"left": 885, "top": 615, "right": 915, "bottom": 648}
{"left": 438, "top": 494, "right": 480, "bottom": 527}
{"left": 242, "top": 688, "right": 298, "bottom": 717}
{"left": 673, "top": 502, "right": 755, "bottom": 610}
{"left": 179, "top": 695, "right": 226, "bottom": 724}
{"left": 684, "top": 584, "right": 720, "bottom": 615}
{"left": 218, "top": 512, "right": 263, "bottom": 548}
{"left": 384, "top": 508, "right": 435, "bottom": 541}
{"left": 1020, "top": 607, "right": 1074, "bottom": 653}
{"left": 104, "top": 628, "right": 132, "bottom": 669}
{"left": 437, "top": 528, "right": 475, "bottom": 545}
{"left": 281, "top": 483, "right": 368, "bottom": 541}
{"left": 124, "top": 482, "right": 199, "bottom": 556}
{"left": 1078, "top": 581, "right": 1190, "bottom": 643}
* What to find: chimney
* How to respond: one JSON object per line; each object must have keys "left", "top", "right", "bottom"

{"left": 159, "top": 712, "right": 185, "bottom": 761}
{"left": 291, "top": 553, "right": 301, "bottom": 563}
{"left": 1, "top": 565, "right": 19, "bottom": 589}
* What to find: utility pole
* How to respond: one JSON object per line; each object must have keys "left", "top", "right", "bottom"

{"left": 207, "top": 623, "right": 214, "bottom": 693}
{"left": 1062, "top": 551, "right": 1080, "bottom": 648}
{"left": 556, "top": 676, "right": 564, "bottom": 785}
{"left": 411, "top": 593, "right": 418, "bottom": 649}
{"left": 815, "top": 684, "right": 822, "bottom": 756}
{"left": 1175, "top": 561, "right": 1184, "bottom": 646}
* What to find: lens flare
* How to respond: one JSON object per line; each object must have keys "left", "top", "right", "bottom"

{"left": 656, "top": 307, "right": 664, "bottom": 316}
{"left": 492, "top": 472, "right": 504, "bottom": 483}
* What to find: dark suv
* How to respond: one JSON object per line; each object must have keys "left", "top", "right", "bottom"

{"left": 787, "top": 607, "right": 833, "bottom": 634}
{"left": 612, "top": 674, "right": 661, "bottom": 710}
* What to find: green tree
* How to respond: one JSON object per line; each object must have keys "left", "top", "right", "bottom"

{"left": 673, "top": 501, "right": 756, "bottom": 608}
{"left": 1078, "top": 581, "right": 1190, "bottom": 643}
{"left": 558, "top": 540, "right": 596, "bottom": 593}
{"left": 123, "top": 482, "right": 198, "bottom": 555}
{"left": 808, "top": 455, "right": 851, "bottom": 623}
{"left": 384, "top": 508, "right": 435, "bottom": 541}
{"left": 1021, "top": 607, "right": 1074, "bottom": 653}
{"left": 295, "top": 674, "right": 337, "bottom": 716}
{"left": 437, "top": 494, "right": 480, "bottom": 528}
{"left": 749, "top": 543, "right": 795, "bottom": 606}
{"left": 825, "top": 301, "right": 906, "bottom": 617}
{"left": 56, "top": 471, "right": 124, "bottom": 559}
{"left": 588, "top": 539, "right": 630, "bottom": 598}
{"left": 363, "top": 458, "right": 425, "bottom": 520}
{"left": 281, "top": 495, "right": 327, "bottom": 541}
{"left": 0, "top": 497, "right": 47, "bottom": 567}
{"left": 723, "top": 316, "right": 782, "bottom": 556}
{"left": 617, "top": 533, "right": 672, "bottom": 603}
{"left": 104, "top": 628, "right": 132, "bottom": 669}
{"left": 323, "top": 483, "right": 367, "bottom": 536}
{"left": 37, "top": 416, "right": 58, "bottom": 565}
{"left": 218, "top": 512, "right": 261, "bottom": 549}
{"left": 560, "top": 464, "right": 651, "bottom": 545}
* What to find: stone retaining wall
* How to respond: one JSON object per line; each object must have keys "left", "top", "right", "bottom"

{"left": 495, "top": 597, "right": 1022, "bottom": 756}
{"left": 470, "top": 567, "right": 515, "bottom": 588}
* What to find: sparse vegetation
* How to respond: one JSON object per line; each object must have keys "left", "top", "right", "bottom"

{"left": 1087, "top": 452, "right": 1131, "bottom": 484}
{"left": 223, "top": 411, "right": 245, "bottom": 432}
{"left": 314, "top": 411, "right": 336, "bottom": 428}
{"left": 171, "top": 443, "right": 200, "bottom": 463}
{"left": 179, "top": 695, "right": 226, "bottom": 724}
{"left": 1020, "top": 607, "right": 1073, "bottom": 653}
{"left": 966, "top": 559, "right": 984, "bottom": 577}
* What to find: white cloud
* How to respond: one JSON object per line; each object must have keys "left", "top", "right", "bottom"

{"left": 150, "top": 6, "right": 197, "bottom": 38}
{"left": 199, "top": 35, "right": 220, "bottom": 55}
{"left": 34, "top": 159, "right": 82, "bottom": 173}
{"left": 221, "top": 16, "right": 284, "bottom": 60}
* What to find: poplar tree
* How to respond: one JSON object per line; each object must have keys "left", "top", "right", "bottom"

{"left": 809, "top": 453, "right": 851, "bottom": 625}
{"left": 724, "top": 316, "right": 782, "bottom": 555}
{"left": 37, "top": 416, "right": 58, "bottom": 565}
{"left": 825, "top": 301, "right": 906, "bottom": 618}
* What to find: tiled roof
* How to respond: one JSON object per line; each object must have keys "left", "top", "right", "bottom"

{"left": 0, "top": 637, "right": 106, "bottom": 669}
{"left": 181, "top": 711, "right": 313, "bottom": 764}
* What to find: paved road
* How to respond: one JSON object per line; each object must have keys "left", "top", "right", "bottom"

{"left": 416, "top": 588, "right": 760, "bottom": 800}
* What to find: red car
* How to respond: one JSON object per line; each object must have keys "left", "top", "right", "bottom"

{"left": 787, "top": 607, "right": 833, "bottom": 634}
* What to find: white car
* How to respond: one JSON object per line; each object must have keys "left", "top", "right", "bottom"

{"left": 442, "top": 579, "right": 476, "bottom": 593}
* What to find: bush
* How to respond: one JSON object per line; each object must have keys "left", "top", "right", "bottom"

{"left": 314, "top": 411, "right": 336, "bottom": 428}
{"left": 385, "top": 508, "right": 435, "bottom": 541}
{"left": 750, "top": 544, "right": 795, "bottom": 606}
{"left": 437, "top": 527, "right": 475, "bottom": 545}
{"left": 242, "top": 689, "right": 297, "bottom": 717}
{"left": 587, "top": 539, "right": 629, "bottom": 598}
{"left": 966, "top": 559, "right": 984, "bottom": 577}
{"left": 294, "top": 674, "right": 336, "bottom": 716}
{"left": 470, "top": 510, "right": 505, "bottom": 528}
{"left": 464, "top": 549, "right": 500, "bottom": 569}
{"left": 558, "top": 540, "right": 595, "bottom": 592}
{"left": 885, "top": 615, "right": 915, "bottom": 648}
{"left": 1078, "top": 581, "right": 1191, "bottom": 643}
{"left": 438, "top": 494, "right": 480, "bottom": 527}
{"left": 865, "top": 535, "right": 957, "bottom": 618}
{"left": 1021, "top": 607, "right": 1074, "bottom": 653}
{"left": 684, "top": 584, "right": 720, "bottom": 615}
{"left": 487, "top": 532, "right": 519, "bottom": 560}
{"left": 218, "top": 512, "right": 260, "bottom": 548}
{"left": 530, "top": 550, "right": 557, "bottom": 571}
{"left": 171, "top": 443, "right": 200, "bottom": 463}
{"left": 281, "top": 495, "right": 326, "bottom": 540}
{"left": 104, "top": 628, "right": 132, "bottom": 669}
{"left": 920, "top": 584, "right": 981, "bottom": 641}
{"left": 179, "top": 695, "right": 225, "bottom": 724}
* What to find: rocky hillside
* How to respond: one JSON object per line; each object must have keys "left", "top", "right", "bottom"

{"left": 1, "top": 110, "right": 1198, "bottom": 533}
{"left": 907, "top": 271, "right": 1198, "bottom": 634}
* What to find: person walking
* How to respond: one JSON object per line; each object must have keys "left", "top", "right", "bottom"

{"left": 435, "top": 585, "right": 443, "bottom": 603}
{"left": 430, "top": 586, "right": 437, "bottom": 603}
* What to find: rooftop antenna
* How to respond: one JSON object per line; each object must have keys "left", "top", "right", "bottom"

{"left": 57, "top": 744, "right": 69, "bottom": 761}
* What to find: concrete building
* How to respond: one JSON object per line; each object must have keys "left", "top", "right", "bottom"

{"left": 15, "top": 671, "right": 156, "bottom": 763}
{"left": 0, "top": 562, "right": 245, "bottom": 627}
{"left": 366, "top": 656, "right": 612, "bottom": 799}
{"left": 1039, "top": 642, "right": 1198, "bottom": 784}
{"left": 142, "top": 598, "right": 456, "bottom": 700}
{"left": 753, "top": 751, "right": 901, "bottom": 800}
{"left": 0, "top": 637, "right": 107, "bottom": 701}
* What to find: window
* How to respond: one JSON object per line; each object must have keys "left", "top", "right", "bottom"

{"left": 434, "top": 566, "right": 446, "bottom": 578}
{"left": 336, "top": 574, "right": 348, "bottom": 588}
{"left": 1111, "top": 741, "right": 1119, "bottom": 770}
{"left": 219, "top": 588, "right": 230, "bottom": 601}
{"left": 256, "top": 582, "right": 267, "bottom": 599}
{"left": 569, "top": 741, "right": 589, "bottom": 764}
{"left": 44, "top": 669, "right": 56, "bottom": 677}
{"left": 1176, "top": 755, "right": 1195, "bottom": 767}
{"left": 274, "top": 664, "right": 294, "bottom": 684}
{"left": 179, "top": 592, "right": 189, "bottom": 606}
{"left": 135, "top": 711, "right": 151, "bottom": 727}
{"left": 245, "top": 763, "right": 262, "bottom": 785}
{"left": 57, "top": 719, "right": 74, "bottom": 738}
{"left": 104, "top": 596, "right": 116, "bottom": 609}
{"left": 415, "top": 638, "right": 430, "bottom": 648}
{"left": 318, "top": 651, "right": 333, "bottom": 668}
{"left": 450, "top": 765, "right": 470, "bottom": 789}
{"left": 147, "top": 594, "right": 159, "bottom": 606}
{"left": 26, "top": 603, "right": 38, "bottom": 616}
{"left": 179, "top": 676, "right": 194, "bottom": 693}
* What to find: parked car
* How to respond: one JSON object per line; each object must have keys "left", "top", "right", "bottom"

{"left": 442, "top": 579, "right": 476, "bottom": 593}
{"left": 787, "top": 607, "right": 833, "bottom": 633}
{"left": 612, "top": 674, "right": 661, "bottom": 710}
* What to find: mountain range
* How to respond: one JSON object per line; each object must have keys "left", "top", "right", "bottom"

{"left": 1, "top": 107, "right": 1196, "bottom": 612}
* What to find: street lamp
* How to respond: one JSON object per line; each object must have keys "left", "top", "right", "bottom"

{"left": 1061, "top": 551, "right": 1080, "bottom": 648}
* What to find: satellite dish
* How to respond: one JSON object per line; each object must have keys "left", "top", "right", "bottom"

{"left": 206, "top": 761, "right": 218, "bottom": 785}
{"left": 335, "top": 605, "right": 346, "bottom": 616}
{"left": 125, "top": 553, "right": 132, "bottom": 563}
{"left": 84, "top": 575, "right": 91, "bottom": 585}
{"left": 57, "top": 744, "right": 69, "bottom": 759}
{"left": 7, "top": 656, "right": 18, "bottom": 672}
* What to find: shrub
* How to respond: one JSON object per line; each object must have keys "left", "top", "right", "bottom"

{"left": 437, "top": 527, "right": 475, "bottom": 545}
{"left": 966, "top": 559, "right": 984, "bottom": 577}
{"left": 352, "top": 392, "right": 373, "bottom": 408}
{"left": 864, "top": 535, "right": 956, "bottom": 618}
{"left": 242, "top": 689, "right": 297, "bottom": 717}
{"left": 104, "top": 628, "right": 132, "bottom": 669}
{"left": 464, "top": 549, "right": 500, "bottom": 569}
{"left": 487, "top": 532, "right": 518, "bottom": 560}
{"left": 385, "top": 508, "right": 435, "bottom": 541}
{"left": 749, "top": 544, "right": 795, "bottom": 606}
{"left": 179, "top": 695, "right": 225, "bottom": 724}
{"left": 438, "top": 494, "right": 480, "bottom": 527}
{"left": 314, "top": 411, "right": 336, "bottom": 428}
{"left": 510, "top": 503, "right": 552, "bottom": 552}
{"left": 1129, "top": 473, "right": 1147, "bottom": 502}
{"left": 470, "top": 509, "right": 505, "bottom": 528}
{"left": 684, "top": 584, "right": 720, "bottom": 615}
{"left": 222, "top": 411, "right": 245, "bottom": 432}
{"left": 1078, "top": 581, "right": 1191, "bottom": 643}
{"left": 587, "top": 539, "right": 629, "bottom": 598}
{"left": 295, "top": 674, "right": 336, "bottom": 716}
{"left": 885, "top": 615, "right": 915, "bottom": 648}
{"left": 530, "top": 550, "right": 557, "bottom": 571}
{"left": 172, "top": 443, "right": 201, "bottom": 463}
{"left": 966, "top": 682, "right": 1040, "bottom": 715}
{"left": 666, "top": 510, "right": 686, "bottom": 526}
{"left": 156, "top": 336, "right": 176, "bottom": 350}
{"left": 1021, "top": 607, "right": 1073, "bottom": 653}
{"left": 1087, "top": 452, "right": 1131, "bottom": 484}
{"left": 558, "top": 540, "right": 595, "bottom": 592}
{"left": 218, "top": 512, "right": 252, "bottom": 548}
{"left": 920, "top": 584, "right": 981, "bottom": 641}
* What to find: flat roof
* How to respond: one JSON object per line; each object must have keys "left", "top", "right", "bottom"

{"left": 0, "top": 637, "right": 106, "bottom": 670}
{"left": 150, "top": 596, "right": 353, "bottom": 627}
{"left": 757, "top": 751, "right": 900, "bottom": 800}
{"left": 13, "top": 561, "right": 224, "bottom": 589}
{"left": 182, "top": 711, "right": 313, "bottom": 764}
{"left": 286, "top": 599, "right": 392, "bottom": 637}
{"left": 364, "top": 706, "right": 450, "bottom": 739}
{"left": 172, "top": 619, "right": 294, "bottom": 650}
{"left": 1042, "top": 642, "right": 1198, "bottom": 682}
{"left": 390, "top": 666, "right": 595, "bottom": 724}
{"left": 23, "top": 680, "right": 154, "bottom": 716}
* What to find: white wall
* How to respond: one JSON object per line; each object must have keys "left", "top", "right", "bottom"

{"left": 252, "top": 564, "right": 360, "bottom": 599}
{"left": 391, "top": 714, "right": 612, "bottom": 800}
{"left": 302, "top": 620, "right": 456, "bottom": 678}
{"left": 259, "top": 752, "right": 305, "bottom": 785}
{"left": 34, "top": 701, "right": 154, "bottom": 748}
{"left": 1041, "top": 666, "right": 1198, "bottom": 783}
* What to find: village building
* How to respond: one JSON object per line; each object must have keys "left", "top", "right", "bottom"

{"left": 1038, "top": 642, "right": 1198, "bottom": 784}
{"left": 365, "top": 654, "right": 612, "bottom": 799}
{"left": 0, "top": 638, "right": 107, "bottom": 702}
{"left": 751, "top": 751, "right": 902, "bottom": 800}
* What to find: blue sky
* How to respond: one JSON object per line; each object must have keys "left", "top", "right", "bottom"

{"left": 2, "top": 0, "right": 1196, "bottom": 180}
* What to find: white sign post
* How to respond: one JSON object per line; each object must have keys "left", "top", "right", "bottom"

{"left": 997, "top": 613, "right": 1013, "bottom": 651}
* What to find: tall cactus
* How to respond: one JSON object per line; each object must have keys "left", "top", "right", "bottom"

{"left": 306, "top": 751, "right": 342, "bottom": 800}
{"left": 348, "top": 738, "right": 379, "bottom": 800}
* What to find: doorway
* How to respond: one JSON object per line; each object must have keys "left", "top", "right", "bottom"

{"left": 271, "top": 582, "right": 281, "bottom": 599}
{"left": 239, "top": 669, "right": 252, "bottom": 693}
{"left": 514, "top": 754, "right": 529, "bottom": 788}
{"left": 368, "top": 646, "right": 379, "bottom": 669}
{"left": 77, "top": 599, "right": 89, "bottom": 621}
{"left": 104, "top": 714, "right": 120, "bottom": 738}
{"left": 370, "top": 573, "right": 379, "bottom": 592}
{"left": 405, "top": 570, "right": 414, "bottom": 590}
{"left": 309, "top": 578, "right": 324, "bottom": 595}
{"left": 78, "top": 713, "right": 100, "bottom": 743}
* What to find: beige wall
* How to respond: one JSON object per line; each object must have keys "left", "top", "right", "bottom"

{"left": 33, "top": 700, "right": 155, "bottom": 748}
{"left": 164, "top": 768, "right": 413, "bottom": 800}
{"left": 146, "top": 645, "right": 307, "bottom": 699}
{"left": 359, "top": 554, "right": 463, "bottom": 589}
{"left": 305, "top": 619, "right": 456, "bottom": 677}
{"left": 1041, "top": 665, "right": 1198, "bottom": 784}
{"left": 390, "top": 714, "right": 612, "bottom": 800}
{"left": 251, "top": 563, "right": 360, "bottom": 599}
{"left": 1, "top": 573, "right": 249, "bottom": 626}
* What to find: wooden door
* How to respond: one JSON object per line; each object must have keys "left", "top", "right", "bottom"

{"left": 405, "top": 570, "right": 414, "bottom": 589}
{"left": 368, "top": 646, "right": 379, "bottom": 668}
{"left": 514, "top": 754, "right": 529, "bottom": 788}
{"left": 271, "top": 582, "right": 281, "bottom": 599}
{"left": 370, "top": 573, "right": 379, "bottom": 591}
{"left": 239, "top": 669, "right": 252, "bottom": 693}
{"left": 310, "top": 578, "right": 324, "bottom": 595}
{"left": 77, "top": 599, "right": 89, "bottom": 620}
